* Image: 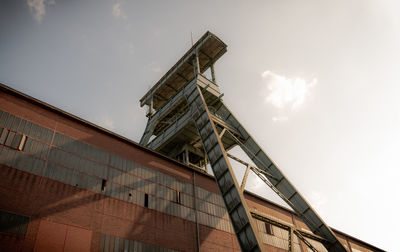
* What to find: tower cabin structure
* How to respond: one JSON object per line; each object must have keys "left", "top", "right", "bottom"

{"left": 140, "top": 32, "right": 347, "bottom": 252}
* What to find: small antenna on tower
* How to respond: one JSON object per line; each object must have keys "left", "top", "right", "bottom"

{"left": 191, "top": 31, "right": 194, "bottom": 46}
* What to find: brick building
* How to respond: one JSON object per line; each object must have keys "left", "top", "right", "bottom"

{"left": 0, "top": 83, "right": 384, "bottom": 252}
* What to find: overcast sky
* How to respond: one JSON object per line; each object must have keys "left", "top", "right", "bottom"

{"left": 1, "top": 1, "right": 399, "bottom": 251}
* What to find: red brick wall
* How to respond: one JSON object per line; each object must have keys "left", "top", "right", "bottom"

{"left": 0, "top": 87, "right": 382, "bottom": 252}
{"left": 0, "top": 165, "right": 201, "bottom": 251}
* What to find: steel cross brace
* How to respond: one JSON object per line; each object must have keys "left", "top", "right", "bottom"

{"left": 251, "top": 211, "right": 324, "bottom": 252}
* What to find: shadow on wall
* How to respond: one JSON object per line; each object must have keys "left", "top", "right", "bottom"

{"left": 0, "top": 109, "right": 233, "bottom": 251}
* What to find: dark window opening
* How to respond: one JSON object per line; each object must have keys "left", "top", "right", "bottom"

{"left": 177, "top": 191, "right": 182, "bottom": 204}
{"left": 0, "top": 210, "right": 30, "bottom": 236}
{"left": 101, "top": 179, "right": 107, "bottom": 192}
{"left": 265, "top": 223, "right": 274, "bottom": 235}
{"left": 144, "top": 193, "right": 149, "bottom": 208}
{"left": 129, "top": 193, "right": 132, "bottom": 197}
{"left": 174, "top": 190, "right": 179, "bottom": 203}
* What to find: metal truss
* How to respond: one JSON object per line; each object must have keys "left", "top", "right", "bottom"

{"left": 139, "top": 32, "right": 347, "bottom": 252}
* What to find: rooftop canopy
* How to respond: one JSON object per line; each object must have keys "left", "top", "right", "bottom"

{"left": 140, "top": 31, "right": 227, "bottom": 110}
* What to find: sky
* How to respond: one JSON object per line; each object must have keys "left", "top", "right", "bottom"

{"left": 1, "top": 0, "right": 399, "bottom": 251}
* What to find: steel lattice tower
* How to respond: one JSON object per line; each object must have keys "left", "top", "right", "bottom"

{"left": 140, "top": 31, "right": 347, "bottom": 252}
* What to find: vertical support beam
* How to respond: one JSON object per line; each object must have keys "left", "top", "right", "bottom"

{"left": 193, "top": 51, "right": 200, "bottom": 75}
{"left": 185, "top": 147, "right": 190, "bottom": 165}
{"left": 289, "top": 227, "right": 294, "bottom": 252}
{"left": 149, "top": 96, "right": 154, "bottom": 116}
{"left": 211, "top": 64, "right": 217, "bottom": 84}
{"left": 240, "top": 165, "right": 251, "bottom": 192}
{"left": 291, "top": 213, "right": 306, "bottom": 252}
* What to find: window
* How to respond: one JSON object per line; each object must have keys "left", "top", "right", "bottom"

{"left": 144, "top": 193, "right": 149, "bottom": 208}
{"left": 0, "top": 128, "right": 9, "bottom": 145}
{"left": 175, "top": 190, "right": 181, "bottom": 204}
{"left": 0, "top": 210, "right": 30, "bottom": 236}
{"left": 101, "top": 179, "right": 107, "bottom": 192}
{"left": 265, "top": 223, "right": 274, "bottom": 235}
{"left": 0, "top": 128, "right": 26, "bottom": 151}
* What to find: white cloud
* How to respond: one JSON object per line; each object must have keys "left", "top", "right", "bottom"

{"left": 262, "top": 71, "right": 316, "bottom": 110}
{"left": 112, "top": 3, "right": 127, "bottom": 20}
{"left": 27, "top": 0, "right": 55, "bottom": 23}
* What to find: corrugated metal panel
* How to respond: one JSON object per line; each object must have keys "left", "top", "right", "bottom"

{"left": 104, "top": 234, "right": 111, "bottom": 252}
{"left": 30, "top": 124, "right": 39, "bottom": 140}
{"left": 4, "top": 113, "right": 15, "bottom": 129}
{"left": 54, "top": 164, "right": 67, "bottom": 183}
{"left": 100, "top": 233, "right": 106, "bottom": 252}
{"left": 0, "top": 146, "right": 8, "bottom": 165}
{"left": 5, "top": 131, "right": 15, "bottom": 147}
{"left": 181, "top": 193, "right": 193, "bottom": 208}
{"left": 182, "top": 183, "right": 193, "bottom": 195}
{"left": 32, "top": 155, "right": 44, "bottom": 175}
{"left": 53, "top": 132, "right": 63, "bottom": 147}
{"left": 4, "top": 147, "right": 16, "bottom": 167}
{"left": 0, "top": 128, "right": 8, "bottom": 144}
{"left": 87, "top": 174, "right": 100, "bottom": 192}
{"left": 108, "top": 234, "right": 115, "bottom": 252}
{"left": 17, "top": 119, "right": 26, "bottom": 134}
{"left": 156, "top": 197, "right": 165, "bottom": 212}
{"left": 157, "top": 173, "right": 165, "bottom": 186}
{"left": 154, "top": 183, "right": 162, "bottom": 198}
{"left": 13, "top": 151, "right": 24, "bottom": 172}
{"left": 148, "top": 195, "right": 157, "bottom": 211}
{"left": 114, "top": 236, "right": 120, "bottom": 252}
{"left": 130, "top": 174, "right": 140, "bottom": 190}
{"left": 24, "top": 138, "right": 49, "bottom": 160}
{"left": 126, "top": 160, "right": 134, "bottom": 175}
{"left": 10, "top": 116, "right": 20, "bottom": 131}
{"left": 44, "top": 162, "right": 56, "bottom": 180}
{"left": 80, "top": 157, "right": 89, "bottom": 175}
{"left": 77, "top": 172, "right": 89, "bottom": 190}
{"left": 136, "top": 190, "right": 144, "bottom": 207}
{"left": 0, "top": 110, "right": 7, "bottom": 126}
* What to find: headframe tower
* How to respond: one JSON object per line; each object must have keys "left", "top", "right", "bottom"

{"left": 140, "top": 31, "right": 347, "bottom": 252}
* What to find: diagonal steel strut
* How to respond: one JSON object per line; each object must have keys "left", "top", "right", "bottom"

{"left": 212, "top": 102, "right": 347, "bottom": 252}
{"left": 184, "top": 81, "right": 264, "bottom": 252}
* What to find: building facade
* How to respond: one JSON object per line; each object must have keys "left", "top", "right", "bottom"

{"left": 0, "top": 84, "right": 383, "bottom": 252}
